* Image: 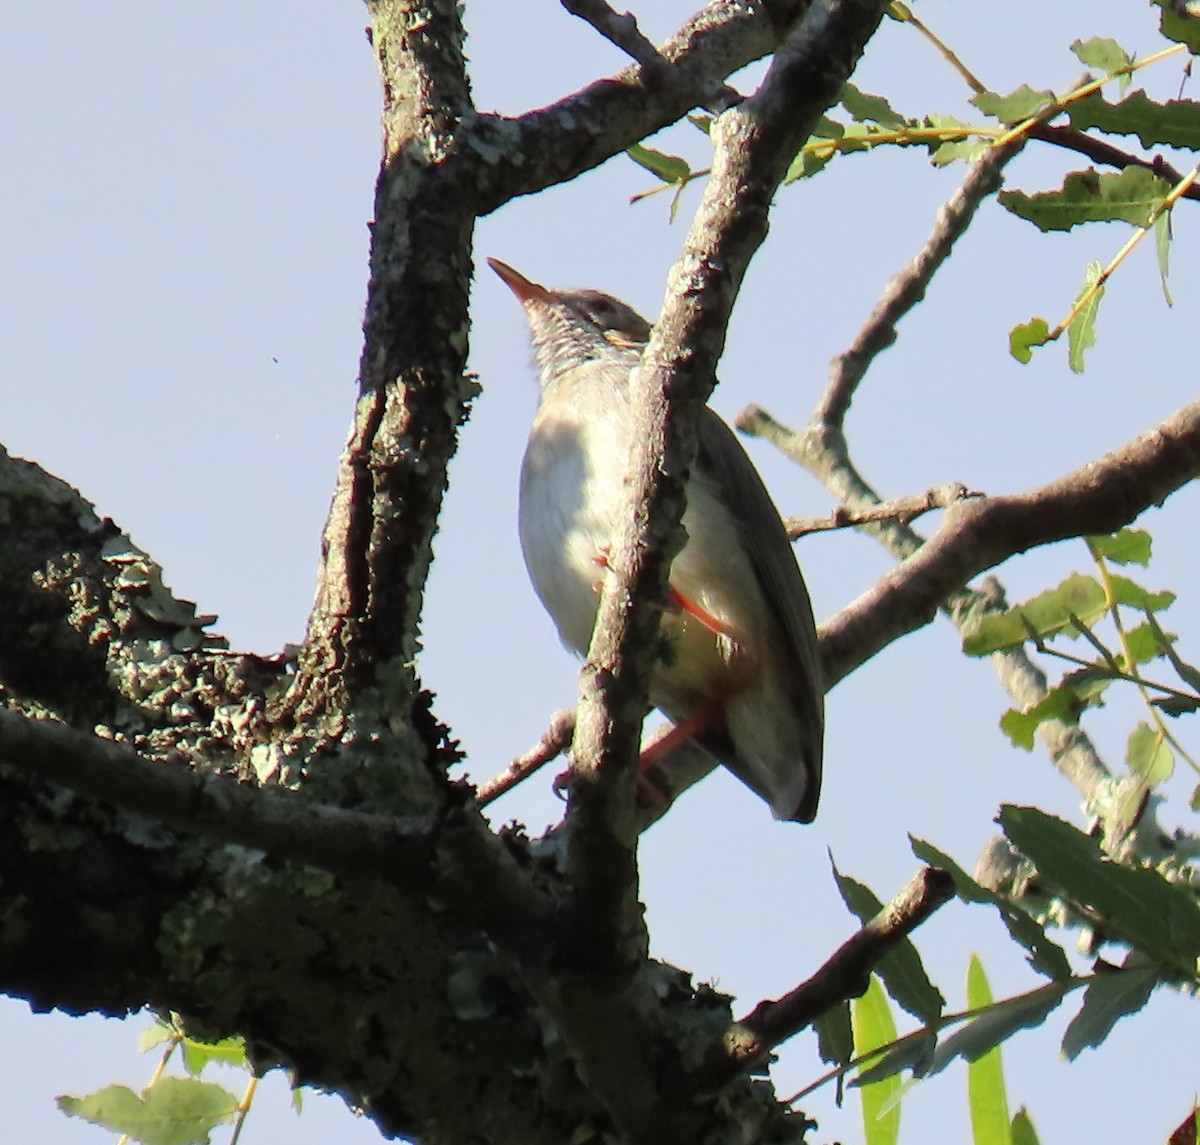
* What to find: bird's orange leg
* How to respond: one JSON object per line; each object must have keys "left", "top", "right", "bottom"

{"left": 639, "top": 700, "right": 724, "bottom": 771}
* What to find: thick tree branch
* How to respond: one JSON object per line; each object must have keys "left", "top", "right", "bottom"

{"left": 746, "top": 399, "right": 1200, "bottom": 688}
{"left": 469, "top": 1, "right": 810, "bottom": 215}
{"left": 283, "top": 1, "right": 477, "bottom": 769}
{"left": 0, "top": 710, "right": 562, "bottom": 948}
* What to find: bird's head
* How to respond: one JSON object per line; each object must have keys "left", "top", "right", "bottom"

{"left": 488, "top": 258, "right": 651, "bottom": 381}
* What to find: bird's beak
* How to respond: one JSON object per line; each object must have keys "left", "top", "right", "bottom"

{"left": 487, "top": 257, "right": 553, "bottom": 305}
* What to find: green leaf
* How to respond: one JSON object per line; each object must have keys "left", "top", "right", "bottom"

{"left": 1011, "top": 1107, "right": 1043, "bottom": 1145}
{"left": 1067, "top": 261, "right": 1103, "bottom": 374}
{"left": 854, "top": 977, "right": 902, "bottom": 1145}
{"left": 139, "top": 1017, "right": 177, "bottom": 1053}
{"left": 1122, "top": 621, "right": 1168, "bottom": 666}
{"left": 1009, "top": 317, "right": 1051, "bottom": 363}
{"left": 58, "top": 1078, "right": 238, "bottom": 1145}
{"left": 1108, "top": 574, "right": 1175, "bottom": 613}
{"left": 1069, "top": 37, "right": 1134, "bottom": 79}
{"left": 180, "top": 1034, "right": 248, "bottom": 1077}
{"left": 1067, "top": 91, "right": 1200, "bottom": 150}
{"left": 910, "top": 838, "right": 1072, "bottom": 981}
{"left": 999, "top": 167, "right": 1172, "bottom": 232}
{"left": 973, "top": 86, "right": 1056, "bottom": 124}
{"left": 926, "top": 982, "right": 1069, "bottom": 1081}
{"left": 962, "top": 573, "right": 1108, "bottom": 655}
{"left": 1087, "top": 527, "right": 1152, "bottom": 567}
{"left": 814, "top": 1000, "right": 854, "bottom": 1069}
{"left": 1125, "top": 722, "right": 1174, "bottom": 786}
{"left": 1060, "top": 965, "right": 1158, "bottom": 1060}
{"left": 999, "top": 676, "right": 1109, "bottom": 750}
{"left": 966, "top": 957, "right": 1012, "bottom": 1145}
{"left": 1156, "top": 209, "right": 1174, "bottom": 306}
{"left": 842, "top": 83, "right": 908, "bottom": 128}
{"left": 852, "top": 1030, "right": 936, "bottom": 1088}
{"left": 626, "top": 143, "right": 692, "bottom": 186}
{"left": 833, "top": 862, "right": 946, "bottom": 1023}
{"left": 999, "top": 806, "right": 1200, "bottom": 966}
{"left": 1154, "top": 0, "right": 1200, "bottom": 54}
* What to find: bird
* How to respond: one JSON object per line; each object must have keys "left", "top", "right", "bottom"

{"left": 488, "top": 258, "right": 824, "bottom": 823}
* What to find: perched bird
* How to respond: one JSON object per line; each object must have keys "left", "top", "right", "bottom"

{"left": 488, "top": 258, "right": 824, "bottom": 822}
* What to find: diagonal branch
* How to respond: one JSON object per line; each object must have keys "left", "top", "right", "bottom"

{"left": 814, "top": 140, "right": 1024, "bottom": 428}
{"left": 747, "top": 399, "right": 1200, "bottom": 690}
{"left": 695, "top": 866, "right": 954, "bottom": 1091}
{"left": 470, "top": 0, "right": 811, "bottom": 215}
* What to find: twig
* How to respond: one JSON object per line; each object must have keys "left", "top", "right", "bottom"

{"left": 560, "top": 0, "right": 743, "bottom": 109}
{"left": 695, "top": 867, "right": 954, "bottom": 1090}
{"left": 814, "top": 139, "right": 1024, "bottom": 428}
{"left": 783, "top": 481, "right": 981, "bottom": 537}
{"left": 476, "top": 708, "right": 576, "bottom": 808}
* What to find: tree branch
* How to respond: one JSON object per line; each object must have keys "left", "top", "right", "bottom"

{"left": 696, "top": 867, "right": 954, "bottom": 1090}
{"left": 813, "top": 140, "right": 1024, "bottom": 429}
{"left": 0, "top": 709, "right": 560, "bottom": 948}
{"left": 469, "top": 1, "right": 811, "bottom": 215}
{"left": 747, "top": 399, "right": 1200, "bottom": 688}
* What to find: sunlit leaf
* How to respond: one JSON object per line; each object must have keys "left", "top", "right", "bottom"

{"left": 1009, "top": 317, "right": 1051, "bottom": 363}
{"left": 1157, "top": 209, "right": 1174, "bottom": 305}
{"left": 180, "top": 1034, "right": 248, "bottom": 1077}
{"left": 1108, "top": 574, "right": 1175, "bottom": 613}
{"left": 962, "top": 573, "right": 1108, "bottom": 655}
{"left": 58, "top": 1078, "right": 238, "bottom": 1145}
{"left": 966, "top": 957, "right": 1012, "bottom": 1145}
{"left": 1087, "top": 528, "right": 1152, "bottom": 567}
{"left": 854, "top": 977, "right": 901, "bottom": 1145}
{"left": 1069, "top": 37, "right": 1134, "bottom": 81}
{"left": 1125, "top": 723, "right": 1174, "bottom": 785}
{"left": 973, "top": 86, "right": 1056, "bottom": 124}
{"left": 1000, "top": 676, "right": 1109, "bottom": 750}
{"left": 626, "top": 143, "right": 692, "bottom": 185}
{"left": 842, "top": 83, "right": 908, "bottom": 128}
{"left": 1068, "top": 261, "right": 1103, "bottom": 374}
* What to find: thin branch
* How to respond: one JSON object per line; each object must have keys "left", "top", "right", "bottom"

{"left": 784, "top": 480, "right": 981, "bottom": 537}
{"left": 814, "top": 139, "right": 1024, "bottom": 428}
{"left": 695, "top": 867, "right": 954, "bottom": 1090}
{"left": 477, "top": 708, "right": 575, "bottom": 808}
{"left": 562, "top": 0, "right": 744, "bottom": 109}
{"left": 1030, "top": 122, "right": 1200, "bottom": 205}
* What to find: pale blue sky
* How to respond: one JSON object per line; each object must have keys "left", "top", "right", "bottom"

{"left": 3, "top": 3, "right": 1198, "bottom": 1142}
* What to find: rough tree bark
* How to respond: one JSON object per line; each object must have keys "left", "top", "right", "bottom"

{"left": 3, "top": 3, "right": 1198, "bottom": 1145}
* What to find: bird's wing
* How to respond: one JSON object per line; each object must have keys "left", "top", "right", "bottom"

{"left": 693, "top": 407, "right": 825, "bottom": 813}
